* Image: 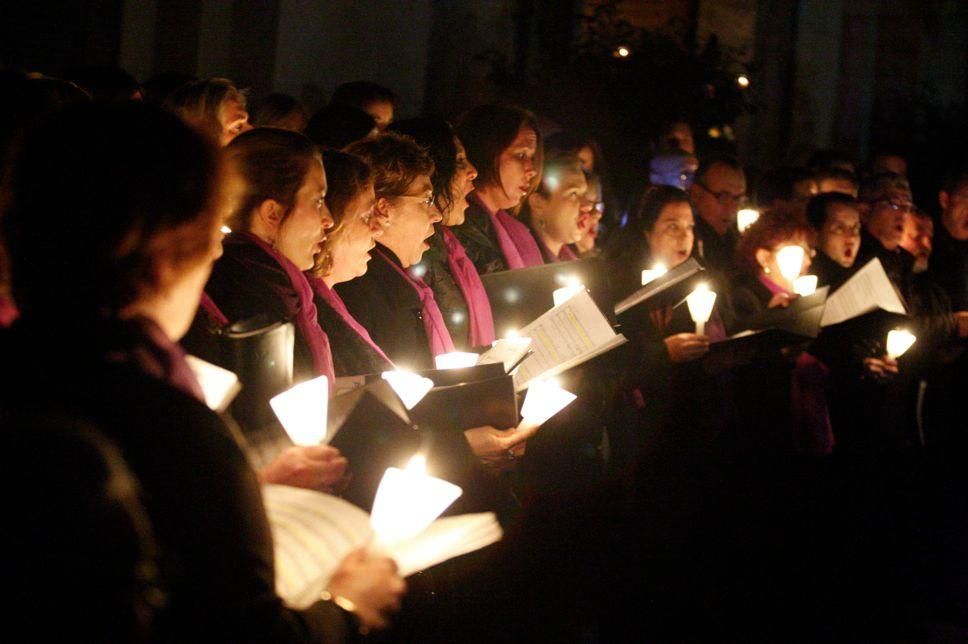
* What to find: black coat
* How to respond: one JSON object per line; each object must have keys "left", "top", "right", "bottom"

{"left": 335, "top": 243, "right": 434, "bottom": 371}
{"left": 450, "top": 199, "right": 510, "bottom": 275}
{"left": 0, "top": 320, "right": 355, "bottom": 642}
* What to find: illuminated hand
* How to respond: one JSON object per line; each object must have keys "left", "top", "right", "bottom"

{"left": 325, "top": 548, "right": 406, "bottom": 632}
{"left": 464, "top": 423, "right": 540, "bottom": 468}
{"left": 259, "top": 445, "right": 348, "bottom": 493}
{"left": 767, "top": 292, "right": 794, "bottom": 309}
{"left": 864, "top": 355, "right": 899, "bottom": 381}
{"left": 664, "top": 333, "right": 710, "bottom": 363}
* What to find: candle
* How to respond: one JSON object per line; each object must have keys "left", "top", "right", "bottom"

{"left": 519, "top": 378, "right": 577, "bottom": 428}
{"left": 434, "top": 351, "right": 480, "bottom": 370}
{"left": 552, "top": 277, "right": 585, "bottom": 307}
{"left": 370, "top": 454, "right": 463, "bottom": 546}
{"left": 793, "top": 275, "right": 818, "bottom": 296}
{"left": 886, "top": 329, "right": 916, "bottom": 360}
{"left": 775, "top": 245, "right": 805, "bottom": 282}
{"left": 641, "top": 262, "right": 668, "bottom": 286}
{"left": 269, "top": 375, "right": 329, "bottom": 446}
{"left": 686, "top": 283, "right": 717, "bottom": 336}
{"left": 737, "top": 208, "right": 759, "bottom": 233}
{"left": 381, "top": 370, "right": 434, "bottom": 409}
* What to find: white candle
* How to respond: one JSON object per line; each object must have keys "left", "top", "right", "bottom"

{"left": 793, "top": 275, "right": 818, "bottom": 296}
{"left": 737, "top": 208, "right": 759, "bottom": 233}
{"left": 776, "top": 245, "right": 805, "bottom": 282}
{"left": 641, "top": 262, "right": 669, "bottom": 285}
{"left": 434, "top": 351, "right": 479, "bottom": 370}
{"left": 552, "top": 278, "right": 585, "bottom": 307}
{"left": 381, "top": 370, "right": 434, "bottom": 410}
{"left": 520, "top": 378, "right": 577, "bottom": 428}
{"left": 370, "top": 454, "right": 463, "bottom": 546}
{"left": 686, "top": 283, "right": 717, "bottom": 336}
{"left": 269, "top": 375, "right": 329, "bottom": 445}
{"left": 886, "top": 329, "right": 916, "bottom": 360}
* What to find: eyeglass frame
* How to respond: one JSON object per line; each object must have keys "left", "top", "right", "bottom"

{"left": 694, "top": 181, "right": 748, "bottom": 207}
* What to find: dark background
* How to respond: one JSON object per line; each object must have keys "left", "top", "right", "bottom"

{"left": 3, "top": 0, "right": 966, "bottom": 210}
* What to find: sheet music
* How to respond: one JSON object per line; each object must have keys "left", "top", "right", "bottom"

{"left": 820, "top": 258, "right": 907, "bottom": 327}
{"left": 476, "top": 337, "right": 533, "bottom": 372}
{"left": 513, "top": 290, "right": 626, "bottom": 391}
{"left": 263, "top": 485, "right": 504, "bottom": 609}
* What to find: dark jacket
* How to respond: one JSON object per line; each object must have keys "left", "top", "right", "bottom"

{"left": 694, "top": 216, "right": 739, "bottom": 276}
{"left": 450, "top": 198, "right": 510, "bottom": 275}
{"left": 314, "top": 291, "right": 393, "bottom": 377}
{"left": 335, "top": 243, "right": 434, "bottom": 370}
{"left": 0, "top": 319, "right": 355, "bottom": 643}
{"left": 928, "top": 224, "right": 968, "bottom": 311}
{"left": 204, "top": 235, "right": 316, "bottom": 381}
{"left": 415, "top": 227, "right": 473, "bottom": 350}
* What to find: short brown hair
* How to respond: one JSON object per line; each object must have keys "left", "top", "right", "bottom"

{"left": 344, "top": 132, "right": 434, "bottom": 199}
{"left": 4, "top": 102, "right": 222, "bottom": 315}
{"left": 224, "top": 128, "right": 321, "bottom": 232}
{"left": 736, "top": 206, "right": 813, "bottom": 276}
{"left": 456, "top": 104, "right": 543, "bottom": 199}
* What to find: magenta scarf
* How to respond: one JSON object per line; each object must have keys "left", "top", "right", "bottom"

{"left": 374, "top": 247, "right": 456, "bottom": 357}
{"left": 470, "top": 193, "right": 543, "bottom": 269}
{"left": 559, "top": 244, "right": 579, "bottom": 261}
{"left": 199, "top": 292, "right": 229, "bottom": 327}
{"left": 308, "top": 276, "right": 394, "bottom": 366}
{"left": 0, "top": 293, "right": 19, "bottom": 329}
{"left": 757, "top": 273, "right": 833, "bottom": 453}
{"left": 234, "top": 232, "right": 335, "bottom": 385}
{"left": 441, "top": 227, "right": 495, "bottom": 347}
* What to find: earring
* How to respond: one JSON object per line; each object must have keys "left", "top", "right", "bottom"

{"left": 763, "top": 265, "right": 771, "bottom": 274}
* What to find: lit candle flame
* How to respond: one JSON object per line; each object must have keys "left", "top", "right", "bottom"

{"left": 886, "top": 329, "right": 916, "bottom": 360}
{"left": 686, "top": 283, "right": 717, "bottom": 336}
{"left": 737, "top": 208, "right": 759, "bottom": 233}
{"left": 269, "top": 375, "right": 329, "bottom": 446}
{"left": 641, "top": 262, "right": 669, "bottom": 285}
{"left": 775, "top": 245, "right": 805, "bottom": 282}
{"left": 793, "top": 275, "right": 818, "bottom": 296}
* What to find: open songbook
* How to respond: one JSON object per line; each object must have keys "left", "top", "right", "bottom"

{"left": 263, "top": 484, "right": 503, "bottom": 610}
{"left": 512, "top": 289, "right": 627, "bottom": 392}
{"left": 614, "top": 257, "right": 704, "bottom": 316}
{"left": 821, "top": 258, "right": 908, "bottom": 327}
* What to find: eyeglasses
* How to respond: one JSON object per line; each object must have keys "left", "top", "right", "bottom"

{"left": 869, "top": 198, "right": 913, "bottom": 213}
{"left": 828, "top": 223, "right": 862, "bottom": 237}
{"left": 695, "top": 181, "right": 747, "bottom": 206}
{"left": 396, "top": 193, "right": 435, "bottom": 211}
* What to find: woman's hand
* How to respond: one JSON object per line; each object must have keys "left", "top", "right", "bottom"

{"left": 864, "top": 355, "right": 899, "bottom": 381}
{"left": 664, "top": 333, "right": 710, "bottom": 363}
{"left": 325, "top": 548, "right": 406, "bottom": 632}
{"left": 464, "top": 423, "right": 541, "bottom": 468}
{"left": 259, "top": 445, "right": 348, "bottom": 493}
{"left": 767, "top": 292, "right": 795, "bottom": 309}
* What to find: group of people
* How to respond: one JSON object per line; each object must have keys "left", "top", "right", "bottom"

{"left": 1, "top": 66, "right": 966, "bottom": 642}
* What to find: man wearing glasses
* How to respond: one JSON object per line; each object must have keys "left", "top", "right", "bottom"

{"left": 857, "top": 172, "right": 917, "bottom": 297}
{"left": 688, "top": 154, "right": 747, "bottom": 275}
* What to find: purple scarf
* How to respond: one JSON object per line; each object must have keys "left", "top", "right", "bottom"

{"left": 308, "top": 276, "right": 395, "bottom": 367}
{"left": 199, "top": 292, "right": 229, "bottom": 327}
{"left": 0, "top": 293, "right": 18, "bottom": 329}
{"left": 757, "top": 273, "right": 833, "bottom": 453}
{"left": 470, "top": 193, "right": 543, "bottom": 269}
{"left": 559, "top": 244, "right": 579, "bottom": 261}
{"left": 112, "top": 316, "right": 206, "bottom": 403}
{"left": 233, "top": 232, "right": 336, "bottom": 386}
{"left": 441, "top": 227, "right": 495, "bottom": 347}
{"left": 374, "top": 247, "right": 456, "bottom": 357}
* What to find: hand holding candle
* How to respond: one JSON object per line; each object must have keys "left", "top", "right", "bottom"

{"left": 369, "top": 454, "right": 462, "bottom": 546}
{"left": 270, "top": 375, "right": 329, "bottom": 445}
{"left": 886, "top": 329, "right": 916, "bottom": 360}
{"left": 686, "top": 283, "right": 717, "bottom": 336}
